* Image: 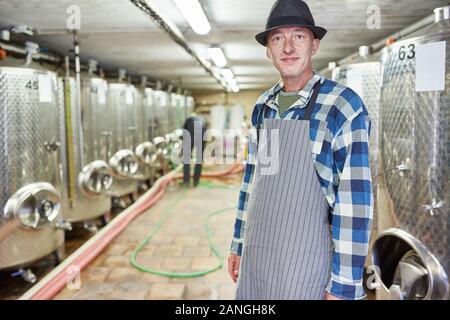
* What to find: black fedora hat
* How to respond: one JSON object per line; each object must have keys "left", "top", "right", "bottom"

{"left": 255, "top": 0, "right": 327, "bottom": 46}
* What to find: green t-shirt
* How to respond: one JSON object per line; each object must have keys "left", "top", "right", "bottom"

{"left": 277, "top": 90, "right": 299, "bottom": 116}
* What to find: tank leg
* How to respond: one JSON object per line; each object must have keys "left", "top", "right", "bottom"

{"left": 129, "top": 191, "right": 139, "bottom": 203}
{"left": 99, "top": 211, "right": 111, "bottom": 227}
{"left": 138, "top": 180, "right": 150, "bottom": 193}
{"left": 112, "top": 197, "right": 127, "bottom": 209}
{"left": 53, "top": 245, "right": 66, "bottom": 266}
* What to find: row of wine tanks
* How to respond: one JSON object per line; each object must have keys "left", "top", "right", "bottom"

{"left": 331, "top": 5, "right": 449, "bottom": 299}
{"left": 0, "top": 61, "right": 194, "bottom": 273}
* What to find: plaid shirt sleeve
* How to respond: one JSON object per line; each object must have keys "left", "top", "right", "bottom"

{"left": 230, "top": 103, "right": 262, "bottom": 256}
{"left": 230, "top": 126, "right": 258, "bottom": 256}
{"left": 325, "top": 109, "right": 374, "bottom": 300}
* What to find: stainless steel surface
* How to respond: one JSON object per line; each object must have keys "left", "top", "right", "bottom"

{"left": 106, "top": 82, "right": 139, "bottom": 196}
{"left": 153, "top": 90, "right": 170, "bottom": 138}
{"left": 137, "top": 88, "right": 154, "bottom": 146}
{"left": 4, "top": 182, "right": 61, "bottom": 228}
{"left": 153, "top": 136, "right": 169, "bottom": 158}
{"left": 144, "top": 88, "right": 157, "bottom": 141}
{"left": 0, "top": 67, "right": 64, "bottom": 270}
{"left": 186, "top": 96, "right": 194, "bottom": 117}
{"left": 107, "top": 83, "right": 139, "bottom": 153}
{"left": 178, "top": 94, "right": 187, "bottom": 129}
{"left": 58, "top": 77, "right": 112, "bottom": 223}
{"left": 169, "top": 93, "right": 178, "bottom": 133}
{"left": 81, "top": 77, "right": 110, "bottom": 163}
{"left": 374, "top": 8, "right": 449, "bottom": 299}
{"left": 372, "top": 228, "right": 448, "bottom": 300}
{"left": 133, "top": 87, "right": 158, "bottom": 180}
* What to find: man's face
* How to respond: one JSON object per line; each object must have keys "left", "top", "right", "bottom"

{"left": 266, "top": 26, "right": 320, "bottom": 80}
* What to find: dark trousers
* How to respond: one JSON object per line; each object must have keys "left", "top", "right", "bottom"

{"left": 182, "top": 137, "right": 205, "bottom": 187}
{"left": 183, "top": 163, "right": 203, "bottom": 187}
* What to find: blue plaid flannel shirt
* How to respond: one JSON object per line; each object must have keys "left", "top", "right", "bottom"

{"left": 230, "top": 72, "right": 374, "bottom": 300}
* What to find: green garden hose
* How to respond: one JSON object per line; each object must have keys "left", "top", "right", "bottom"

{"left": 130, "top": 181, "right": 237, "bottom": 278}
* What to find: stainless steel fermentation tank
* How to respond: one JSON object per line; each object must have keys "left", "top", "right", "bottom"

{"left": 152, "top": 90, "right": 170, "bottom": 161}
{"left": 371, "top": 6, "right": 449, "bottom": 300}
{"left": 186, "top": 96, "right": 194, "bottom": 118}
{"left": 153, "top": 90, "right": 170, "bottom": 138}
{"left": 134, "top": 87, "right": 158, "bottom": 182}
{"left": 57, "top": 76, "right": 113, "bottom": 226}
{"left": 140, "top": 88, "right": 157, "bottom": 143}
{"left": 168, "top": 93, "right": 178, "bottom": 133}
{"left": 105, "top": 83, "right": 140, "bottom": 197}
{"left": 81, "top": 77, "right": 110, "bottom": 164}
{"left": 0, "top": 67, "right": 66, "bottom": 271}
{"left": 166, "top": 93, "right": 185, "bottom": 167}
{"left": 177, "top": 94, "right": 188, "bottom": 128}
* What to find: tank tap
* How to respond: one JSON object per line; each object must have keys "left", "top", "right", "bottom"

{"left": 11, "top": 268, "right": 37, "bottom": 284}
{"left": 53, "top": 220, "right": 73, "bottom": 231}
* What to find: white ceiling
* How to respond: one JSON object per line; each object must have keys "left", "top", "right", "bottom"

{"left": 0, "top": 0, "right": 447, "bottom": 92}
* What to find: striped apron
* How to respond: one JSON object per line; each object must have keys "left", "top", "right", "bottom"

{"left": 235, "top": 84, "right": 332, "bottom": 300}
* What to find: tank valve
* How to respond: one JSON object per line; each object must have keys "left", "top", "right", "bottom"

{"left": 11, "top": 268, "right": 37, "bottom": 284}
{"left": 422, "top": 201, "right": 443, "bottom": 216}
{"left": 396, "top": 163, "right": 409, "bottom": 171}
{"left": 388, "top": 284, "right": 405, "bottom": 300}
{"left": 44, "top": 141, "right": 60, "bottom": 152}
{"left": 54, "top": 220, "right": 73, "bottom": 231}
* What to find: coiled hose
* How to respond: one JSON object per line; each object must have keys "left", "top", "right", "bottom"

{"left": 130, "top": 181, "right": 237, "bottom": 277}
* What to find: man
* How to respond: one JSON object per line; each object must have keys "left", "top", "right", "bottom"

{"left": 228, "top": 0, "right": 373, "bottom": 300}
{"left": 182, "top": 114, "right": 207, "bottom": 187}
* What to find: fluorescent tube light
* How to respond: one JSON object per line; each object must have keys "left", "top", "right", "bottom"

{"left": 174, "top": 0, "right": 211, "bottom": 35}
{"left": 208, "top": 45, "right": 227, "bottom": 67}
{"left": 221, "top": 68, "right": 234, "bottom": 80}
{"left": 231, "top": 84, "right": 240, "bottom": 93}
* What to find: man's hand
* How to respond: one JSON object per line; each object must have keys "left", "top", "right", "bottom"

{"left": 228, "top": 253, "right": 241, "bottom": 283}
{"left": 325, "top": 292, "right": 343, "bottom": 300}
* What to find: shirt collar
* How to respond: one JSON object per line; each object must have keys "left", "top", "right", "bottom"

{"left": 261, "top": 70, "right": 324, "bottom": 110}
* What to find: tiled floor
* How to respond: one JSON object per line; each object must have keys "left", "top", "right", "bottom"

{"left": 54, "top": 174, "right": 241, "bottom": 300}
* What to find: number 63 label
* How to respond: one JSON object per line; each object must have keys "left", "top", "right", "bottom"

{"left": 398, "top": 43, "right": 416, "bottom": 61}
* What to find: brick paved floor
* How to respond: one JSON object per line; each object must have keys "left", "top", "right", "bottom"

{"left": 54, "top": 171, "right": 241, "bottom": 300}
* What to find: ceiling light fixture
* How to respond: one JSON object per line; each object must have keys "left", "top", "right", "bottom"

{"left": 208, "top": 45, "right": 227, "bottom": 67}
{"left": 221, "top": 68, "right": 234, "bottom": 80}
{"left": 231, "top": 84, "right": 240, "bottom": 93}
{"left": 227, "top": 78, "right": 237, "bottom": 86}
{"left": 174, "top": 0, "right": 211, "bottom": 35}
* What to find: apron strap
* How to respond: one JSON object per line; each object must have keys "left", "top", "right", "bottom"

{"left": 255, "top": 80, "right": 332, "bottom": 223}
{"left": 256, "top": 79, "right": 322, "bottom": 145}
{"left": 302, "top": 80, "right": 321, "bottom": 120}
